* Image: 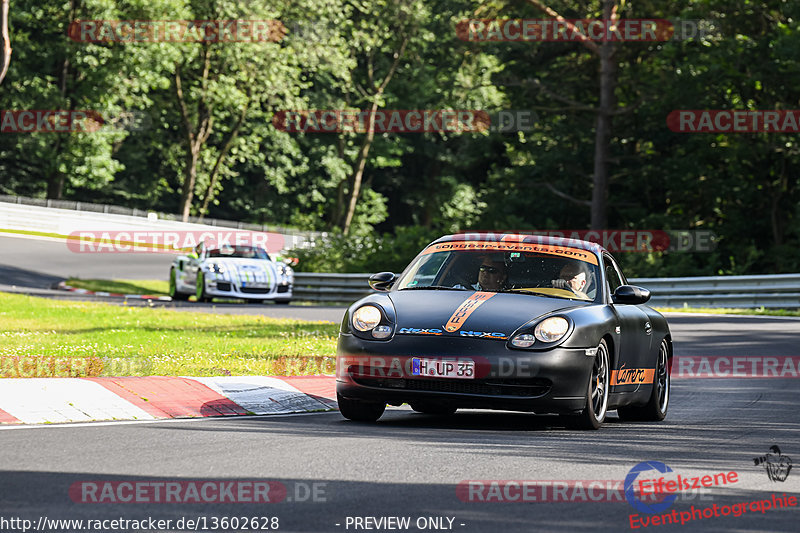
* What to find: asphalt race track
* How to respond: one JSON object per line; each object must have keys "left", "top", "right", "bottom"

{"left": 1, "top": 234, "right": 799, "bottom": 532}
{"left": 1, "top": 375, "right": 798, "bottom": 533}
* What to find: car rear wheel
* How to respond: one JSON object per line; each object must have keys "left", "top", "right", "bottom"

{"left": 195, "top": 272, "right": 211, "bottom": 303}
{"left": 562, "top": 339, "right": 609, "bottom": 430}
{"left": 410, "top": 401, "right": 457, "bottom": 416}
{"left": 617, "top": 338, "right": 670, "bottom": 422}
{"left": 169, "top": 269, "right": 189, "bottom": 301}
{"left": 337, "top": 393, "right": 385, "bottom": 422}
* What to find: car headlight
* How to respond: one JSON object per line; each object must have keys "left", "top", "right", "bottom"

{"left": 510, "top": 333, "right": 536, "bottom": 348}
{"left": 209, "top": 263, "right": 225, "bottom": 274}
{"left": 352, "top": 305, "right": 383, "bottom": 332}
{"left": 534, "top": 317, "right": 569, "bottom": 343}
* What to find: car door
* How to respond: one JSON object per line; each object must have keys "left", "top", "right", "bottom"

{"left": 604, "top": 254, "right": 653, "bottom": 393}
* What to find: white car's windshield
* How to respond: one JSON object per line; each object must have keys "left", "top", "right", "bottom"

{"left": 207, "top": 246, "right": 271, "bottom": 260}
{"left": 395, "top": 246, "right": 601, "bottom": 302}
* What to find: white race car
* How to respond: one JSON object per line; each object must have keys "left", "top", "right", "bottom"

{"left": 169, "top": 243, "right": 293, "bottom": 304}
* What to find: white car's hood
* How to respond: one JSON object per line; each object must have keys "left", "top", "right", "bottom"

{"left": 206, "top": 258, "right": 278, "bottom": 286}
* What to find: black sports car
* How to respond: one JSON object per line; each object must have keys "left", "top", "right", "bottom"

{"left": 336, "top": 233, "right": 671, "bottom": 429}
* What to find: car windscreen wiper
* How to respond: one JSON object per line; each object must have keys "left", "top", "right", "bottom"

{"left": 399, "top": 285, "right": 470, "bottom": 291}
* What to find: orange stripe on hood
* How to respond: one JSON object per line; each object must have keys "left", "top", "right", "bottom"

{"left": 444, "top": 292, "right": 496, "bottom": 332}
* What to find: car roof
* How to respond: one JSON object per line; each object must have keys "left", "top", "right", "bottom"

{"left": 431, "top": 232, "right": 607, "bottom": 256}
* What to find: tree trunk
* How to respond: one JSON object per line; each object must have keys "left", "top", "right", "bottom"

{"left": 590, "top": 1, "right": 617, "bottom": 230}
{"left": 199, "top": 97, "right": 251, "bottom": 218}
{"left": 180, "top": 149, "right": 199, "bottom": 222}
{"left": 46, "top": 172, "right": 65, "bottom": 199}
{"left": 0, "top": 0, "right": 10, "bottom": 85}
{"left": 342, "top": 99, "right": 380, "bottom": 234}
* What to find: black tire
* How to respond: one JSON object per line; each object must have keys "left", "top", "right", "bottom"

{"left": 562, "top": 339, "right": 610, "bottom": 430}
{"left": 169, "top": 269, "right": 190, "bottom": 301}
{"left": 617, "top": 338, "right": 671, "bottom": 422}
{"left": 337, "top": 393, "right": 385, "bottom": 422}
{"left": 195, "top": 272, "right": 211, "bottom": 303}
{"left": 410, "top": 401, "right": 457, "bottom": 416}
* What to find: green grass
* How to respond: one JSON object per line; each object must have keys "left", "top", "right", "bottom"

{"left": 0, "top": 292, "right": 338, "bottom": 377}
{"left": 655, "top": 306, "right": 800, "bottom": 317}
{"left": 66, "top": 278, "right": 170, "bottom": 296}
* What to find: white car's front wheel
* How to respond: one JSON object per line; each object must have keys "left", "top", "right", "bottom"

{"left": 169, "top": 269, "right": 190, "bottom": 301}
{"left": 195, "top": 272, "right": 211, "bottom": 303}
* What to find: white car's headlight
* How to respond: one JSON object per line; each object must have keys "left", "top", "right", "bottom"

{"left": 534, "top": 317, "right": 569, "bottom": 343}
{"left": 209, "top": 263, "right": 225, "bottom": 273}
{"left": 352, "top": 305, "right": 382, "bottom": 332}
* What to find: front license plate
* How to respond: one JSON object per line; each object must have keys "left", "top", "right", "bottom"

{"left": 411, "top": 358, "right": 474, "bottom": 379}
{"left": 242, "top": 282, "right": 268, "bottom": 288}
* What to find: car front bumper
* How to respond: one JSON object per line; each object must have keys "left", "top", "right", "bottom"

{"left": 336, "top": 333, "right": 595, "bottom": 414}
{"left": 203, "top": 277, "right": 292, "bottom": 300}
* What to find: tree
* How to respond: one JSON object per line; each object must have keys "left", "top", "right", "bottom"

{"left": 0, "top": 0, "right": 10, "bottom": 85}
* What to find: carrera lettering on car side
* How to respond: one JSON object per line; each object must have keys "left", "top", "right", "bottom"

{"left": 459, "top": 330, "right": 508, "bottom": 340}
{"left": 611, "top": 365, "right": 655, "bottom": 386}
{"left": 397, "top": 327, "right": 443, "bottom": 335}
{"left": 444, "top": 292, "right": 495, "bottom": 332}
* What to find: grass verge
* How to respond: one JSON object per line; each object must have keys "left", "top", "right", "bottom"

{"left": 65, "top": 278, "right": 169, "bottom": 296}
{"left": 0, "top": 292, "right": 338, "bottom": 377}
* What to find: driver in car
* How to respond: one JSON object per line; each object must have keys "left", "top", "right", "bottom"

{"left": 454, "top": 256, "right": 508, "bottom": 292}
{"left": 552, "top": 262, "right": 589, "bottom": 299}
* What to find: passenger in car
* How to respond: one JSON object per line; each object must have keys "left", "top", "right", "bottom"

{"left": 552, "top": 262, "right": 590, "bottom": 299}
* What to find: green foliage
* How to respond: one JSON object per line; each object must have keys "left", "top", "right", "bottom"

{"left": 2, "top": 0, "right": 800, "bottom": 275}
{"left": 292, "top": 225, "right": 440, "bottom": 273}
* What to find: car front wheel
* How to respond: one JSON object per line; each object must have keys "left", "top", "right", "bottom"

{"left": 617, "top": 338, "right": 670, "bottom": 421}
{"left": 337, "top": 393, "right": 385, "bottom": 422}
{"left": 169, "top": 269, "right": 190, "bottom": 301}
{"left": 195, "top": 272, "right": 210, "bottom": 303}
{"left": 563, "top": 339, "right": 610, "bottom": 430}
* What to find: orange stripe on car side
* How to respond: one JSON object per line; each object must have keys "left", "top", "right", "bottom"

{"left": 610, "top": 367, "right": 655, "bottom": 386}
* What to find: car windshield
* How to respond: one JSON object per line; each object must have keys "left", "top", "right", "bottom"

{"left": 394, "top": 244, "right": 601, "bottom": 302}
{"left": 207, "top": 246, "right": 270, "bottom": 260}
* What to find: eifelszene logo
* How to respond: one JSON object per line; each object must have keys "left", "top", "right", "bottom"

{"left": 753, "top": 446, "right": 792, "bottom": 482}
{"left": 625, "top": 462, "right": 678, "bottom": 514}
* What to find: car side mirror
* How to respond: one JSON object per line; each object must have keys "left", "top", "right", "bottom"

{"left": 613, "top": 285, "right": 651, "bottom": 305}
{"left": 369, "top": 272, "right": 396, "bottom": 292}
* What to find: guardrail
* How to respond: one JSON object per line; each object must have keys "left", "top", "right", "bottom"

{"left": 0, "top": 194, "right": 321, "bottom": 238}
{"left": 293, "top": 273, "right": 800, "bottom": 308}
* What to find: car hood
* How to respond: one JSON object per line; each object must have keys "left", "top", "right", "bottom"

{"left": 205, "top": 258, "right": 276, "bottom": 281}
{"left": 387, "top": 290, "right": 587, "bottom": 338}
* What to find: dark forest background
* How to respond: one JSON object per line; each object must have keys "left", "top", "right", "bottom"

{"left": 1, "top": 1, "right": 799, "bottom": 275}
